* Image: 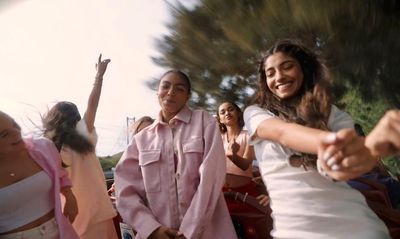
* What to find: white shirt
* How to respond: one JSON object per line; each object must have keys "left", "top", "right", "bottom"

{"left": 244, "top": 105, "right": 389, "bottom": 239}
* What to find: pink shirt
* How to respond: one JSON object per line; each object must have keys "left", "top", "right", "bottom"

{"left": 61, "top": 120, "right": 116, "bottom": 235}
{"left": 115, "top": 106, "right": 237, "bottom": 239}
{"left": 24, "top": 137, "right": 79, "bottom": 239}
{"left": 222, "top": 130, "right": 253, "bottom": 178}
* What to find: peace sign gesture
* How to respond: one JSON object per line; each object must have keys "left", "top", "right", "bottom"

{"left": 95, "top": 53, "right": 111, "bottom": 78}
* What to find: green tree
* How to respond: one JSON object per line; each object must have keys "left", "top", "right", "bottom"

{"left": 150, "top": 0, "right": 400, "bottom": 118}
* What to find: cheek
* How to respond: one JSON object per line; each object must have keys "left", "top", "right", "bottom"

{"left": 266, "top": 78, "right": 274, "bottom": 92}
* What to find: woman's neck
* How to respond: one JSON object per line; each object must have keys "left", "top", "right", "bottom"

{"left": 161, "top": 111, "right": 177, "bottom": 124}
{"left": 0, "top": 149, "right": 27, "bottom": 162}
{"left": 226, "top": 125, "right": 241, "bottom": 141}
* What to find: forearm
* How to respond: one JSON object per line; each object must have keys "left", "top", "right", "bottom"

{"left": 256, "top": 118, "right": 330, "bottom": 154}
{"left": 227, "top": 154, "right": 252, "bottom": 170}
{"left": 84, "top": 76, "right": 102, "bottom": 130}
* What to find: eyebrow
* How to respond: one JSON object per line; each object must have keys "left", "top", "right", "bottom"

{"left": 161, "top": 81, "right": 188, "bottom": 89}
{"left": 266, "top": 59, "right": 296, "bottom": 71}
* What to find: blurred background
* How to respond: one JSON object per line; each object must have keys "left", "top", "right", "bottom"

{"left": 1, "top": 0, "right": 400, "bottom": 177}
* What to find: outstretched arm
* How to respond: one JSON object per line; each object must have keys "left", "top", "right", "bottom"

{"left": 84, "top": 54, "right": 111, "bottom": 133}
{"left": 255, "top": 118, "right": 330, "bottom": 154}
{"left": 366, "top": 110, "right": 400, "bottom": 158}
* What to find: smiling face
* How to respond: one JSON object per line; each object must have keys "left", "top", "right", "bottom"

{"left": 264, "top": 52, "right": 304, "bottom": 99}
{"left": 0, "top": 112, "right": 25, "bottom": 156}
{"left": 157, "top": 72, "right": 190, "bottom": 122}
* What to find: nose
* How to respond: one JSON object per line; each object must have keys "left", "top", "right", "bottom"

{"left": 167, "top": 87, "right": 175, "bottom": 96}
{"left": 275, "top": 69, "right": 284, "bottom": 81}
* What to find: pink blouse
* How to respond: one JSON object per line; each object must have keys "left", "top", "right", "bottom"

{"left": 115, "top": 106, "right": 237, "bottom": 239}
{"left": 24, "top": 137, "right": 79, "bottom": 239}
{"left": 222, "top": 130, "right": 253, "bottom": 178}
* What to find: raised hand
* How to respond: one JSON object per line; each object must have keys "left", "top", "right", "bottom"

{"left": 95, "top": 53, "right": 111, "bottom": 79}
{"left": 225, "top": 137, "right": 240, "bottom": 158}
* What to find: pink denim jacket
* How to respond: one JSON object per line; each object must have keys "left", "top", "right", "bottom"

{"left": 115, "top": 106, "right": 237, "bottom": 239}
{"left": 25, "top": 137, "right": 79, "bottom": 239}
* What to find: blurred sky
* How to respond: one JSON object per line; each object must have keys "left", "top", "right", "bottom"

{"left": 0, "top": 0, "right": 175, "bottom": 156}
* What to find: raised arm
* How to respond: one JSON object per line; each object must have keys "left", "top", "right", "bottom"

{"left": 83, "top": 54, "right": 110, "bottom": 132}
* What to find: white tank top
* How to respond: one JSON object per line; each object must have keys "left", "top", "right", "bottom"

{"left": 0, "top": 171, "right": 54, "bottom": 233}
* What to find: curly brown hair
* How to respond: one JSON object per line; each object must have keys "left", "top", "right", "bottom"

{"left": 42, "top": 101, "right": 94, "bottom": 155}
{"left": 255, "top": 39, "right": 333, "bottom": 168}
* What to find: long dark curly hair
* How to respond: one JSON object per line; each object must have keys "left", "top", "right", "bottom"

{"left": 255, "top": 39, "right": 332, "bottom": 169}
{"left": 42, "top": 101, "right": 94, "bottom": 154}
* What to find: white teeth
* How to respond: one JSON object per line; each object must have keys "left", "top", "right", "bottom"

{"left": 277, "top": 82, "right": 292, "bottom": 90}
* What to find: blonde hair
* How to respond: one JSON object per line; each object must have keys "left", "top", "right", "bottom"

{"left": 130, "top": 116, "right": 154, "bottom": 135}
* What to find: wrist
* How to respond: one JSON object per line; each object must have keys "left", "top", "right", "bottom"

{"left": 95, "top": 75, "right": 103, "bottom": 80}
{"left": 365, "top": 138, "right": 380, "bottom": 159}
{"left": 94, "top": 77, "right": 103, "bottom": 86}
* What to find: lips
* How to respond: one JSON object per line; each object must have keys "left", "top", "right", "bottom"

{"left": 164, "top": 99, "right": 176, "bottom": 104}
{"left": 276, "top": 81, "right": 293, "bottom": 91}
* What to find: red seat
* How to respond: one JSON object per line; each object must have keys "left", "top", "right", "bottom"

{"left": 224, "top": 191, "right": 273, "bottom": 239}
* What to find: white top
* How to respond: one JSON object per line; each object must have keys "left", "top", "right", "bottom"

{"left": 244, "top": 105, "right": 390, "bottom": 239}
{"left": 0, "top": 171, "right": 53, "bottom": 233}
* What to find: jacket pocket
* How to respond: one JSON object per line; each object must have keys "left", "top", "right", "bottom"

{"left": 182, "top": 138, "right": 204, "bottom": 153}
{"left": 139, "top": 150, "right": 161, "bottom": 192}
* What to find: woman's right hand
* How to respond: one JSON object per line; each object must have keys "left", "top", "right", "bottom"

{"left": 317, "top": 129, "right": 378, "bottom": 181}
{"left": 148, "top": 226, "right": 182, "bottom": 239}
{"left": 225, "top": 137, "right": 240, "bottom": 158}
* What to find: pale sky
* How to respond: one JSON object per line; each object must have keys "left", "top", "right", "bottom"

{"left": 0, "top": 0, "right": 174, "bottom": 156}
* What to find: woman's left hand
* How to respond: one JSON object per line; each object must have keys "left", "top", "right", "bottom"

{"left": 61, "top": 187, "right": 78, "bottom": 223}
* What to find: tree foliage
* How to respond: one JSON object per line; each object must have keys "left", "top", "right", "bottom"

{"left": 150, "top": 0, "right": 400, "bottom": 122}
